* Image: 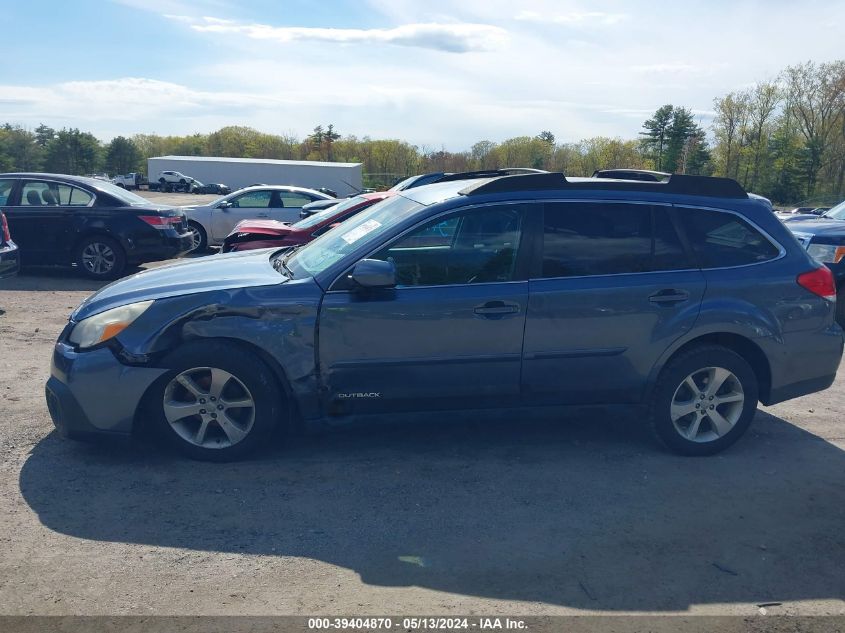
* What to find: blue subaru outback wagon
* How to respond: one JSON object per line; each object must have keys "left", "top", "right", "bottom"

{"left": 46, "top": 172, "right": 843, "bottom": 460}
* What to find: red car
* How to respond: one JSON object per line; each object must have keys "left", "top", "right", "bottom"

{"left": 221, "top": 191, "right": 395, "bottom": 252}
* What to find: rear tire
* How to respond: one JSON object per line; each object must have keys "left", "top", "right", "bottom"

{"left": 75, "top": 235, "right": 126, "bottom": 279}
{"left": 650, "top": 345, "right": 758, "bottom": 456}
{"left": 148, "top": 340, "right": 283, "bottom": 461}
{"left": 835, "top": 287, "right": 845, "bottom": 329}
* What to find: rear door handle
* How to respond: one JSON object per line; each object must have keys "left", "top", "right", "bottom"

{"left": 649, "top": 289, "right": 690, "bottom": 305}
{"left": 256, "top": 213, "right": 269, "bottom": 218}
{"left": 474, "top": 300, "right": 520, "bottom": 318}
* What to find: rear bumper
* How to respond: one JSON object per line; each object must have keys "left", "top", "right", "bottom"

{"left": 46, "top": 342, "right": 167, "bottom": 438}
{"left": 761, "top": 324, "right": 844, "bottom": 405}
{"left": 0, "top": 241, "right": 20, "bottom": 278}
{"left": 125, "top": 230, "right": 195, "bottom": 264}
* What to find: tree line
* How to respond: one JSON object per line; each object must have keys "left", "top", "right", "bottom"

{"left": 0, "top": 59, "right": 842, "bottom": 203}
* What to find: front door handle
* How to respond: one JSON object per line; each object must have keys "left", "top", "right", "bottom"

{"left": 649, "top": 289, "right": 690, "bottom": 305}
{"left": 474, "top": 300, "right": 520, "bottom": 318}
{"left": 256, "top": 213, "right": 269, "bottom": 218}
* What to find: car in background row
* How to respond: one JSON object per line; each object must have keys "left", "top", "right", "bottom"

{"left": 189, "top": 181, "right": 231, "bottom": 195}
{"left": 786, "top": 199, "right": 845, "bottom": 326}
{"left": 593, "top": 168, "right": 669, "bottom": 182}
{"left": 389, "top": 168, "right": 548, "bottom": 192}
{"left": 300, "top": 198, "right": 341, "bottom": 218}
{"left": 0, "top": 211, "right": 20, "bottom": 278}
{"left": 180, "top": 185, "right": 334, "bottom": 251}
{"left": 777, "top": 206, "right": 833, "bottom": 221}
{"left": 222, "top": 192, "right": 395, "bottom": 252}
{"left": 0, "top": 173, "right": 193, "bottom": 279}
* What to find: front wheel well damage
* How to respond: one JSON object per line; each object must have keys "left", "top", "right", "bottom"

{"left": 132, "top": 336, "right": 301, "bottom": 439}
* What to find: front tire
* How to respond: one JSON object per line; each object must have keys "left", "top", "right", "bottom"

{"left": 650, "top": 345, "right": 758, "bottom": 456}
{"left": 75, "top": 235, "right": 126, "bottom": 279}
{"left": 187, "top": 221, "right": 208, "bottom": 252}
{"left": 149, "top": 340, "right": 283, "bottom": 461}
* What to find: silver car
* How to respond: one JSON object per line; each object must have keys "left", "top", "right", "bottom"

{"left": 181, "top": 185, "right": 334, "bottom": 250}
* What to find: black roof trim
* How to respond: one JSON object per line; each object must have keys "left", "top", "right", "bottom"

{"left": 459, "top": 172, "right": 748, "bottom": 199}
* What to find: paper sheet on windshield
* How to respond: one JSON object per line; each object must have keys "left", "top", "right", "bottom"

{"left": 341, "top": 219, "right": 382, "bottom": 245}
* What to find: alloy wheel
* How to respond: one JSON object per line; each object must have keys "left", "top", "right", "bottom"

{"left": 670, "top": 366, "right": 745, "bottom": 443}
{"left": 188, "top": 226, "right": 203, "bottom": 250}
{"left": 162, "top": 367, "right": 256, "bottom": 449}
{"left": 81, "top": 242, "right": 116, "bottom": 275}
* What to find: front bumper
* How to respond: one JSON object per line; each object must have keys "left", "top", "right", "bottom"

{"left": 46, "top": 342, "right": 167, "bottom": 439}
{"left": 0, "top": 241, "right": 20, "bottom": 278}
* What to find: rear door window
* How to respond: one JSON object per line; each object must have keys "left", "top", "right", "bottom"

{"left": 540, "top": 202, "right": 691, "bottom": 278}
{"left": 278, "top": 191, "right": 314, "bottom": 208}
{"left": 675, "top": 207, "right": 780, "bottom": 268}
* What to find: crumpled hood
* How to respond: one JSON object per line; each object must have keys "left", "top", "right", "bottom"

{"left": 787, "top": 218, "right": 845, "bottom": 237}
{"left": 232, "top": 219, "right": 294, "bottom": 237}
{"left": 72, "top": 249, "right": 288, "bottom": 321}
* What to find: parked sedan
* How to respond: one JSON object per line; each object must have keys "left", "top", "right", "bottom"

{"left": 0, "top": 211, "right": 20, "bottom": 278}
{"left": 0, "top": 173, "right": 193, "bottom": 279}
{"left": 181, "top": 186, "right": 334, "bottom": 251}
{"left": 190, "top": 181, "right": 231, "bottom": 195}
{"left": 222, "top": 192, "right": 395, "bottom": 252}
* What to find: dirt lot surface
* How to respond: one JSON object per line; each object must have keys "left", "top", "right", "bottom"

{"left": 1, "top": 263, "right": 844, "bottom": 617}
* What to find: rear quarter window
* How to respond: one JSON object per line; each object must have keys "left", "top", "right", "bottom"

{"left": 676, "top": 207, "right": 780, "bottom": 268}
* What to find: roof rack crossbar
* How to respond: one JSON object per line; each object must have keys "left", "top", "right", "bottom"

{"left": 459, "top": 172, "right": 748, "bottom": 199}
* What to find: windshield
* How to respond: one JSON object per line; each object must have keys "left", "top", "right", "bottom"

{"left": 285, "top": 195, "right": 421, "bottom": 277}
{"left": 87, "top": 179, "right": 156, "bottom": 206}
{"left": 823, "top": 200, "right": 845, "bottom": 220}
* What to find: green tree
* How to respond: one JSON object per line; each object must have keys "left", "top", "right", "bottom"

{"left": 640, "top": 105, "right": 674, "bottom": 170}
{"left": 105, "top": 136, "right": 141, "bottom": 174}
{"left": 0, "top": 125, "right": 42, "bottom": 171}
{"left": 43, "top": 128, "right": 102, "bottom": 174}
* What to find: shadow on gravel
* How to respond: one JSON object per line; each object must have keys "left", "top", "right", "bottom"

{"left": 19, "top": 410, "right": 845, "bottom": 611}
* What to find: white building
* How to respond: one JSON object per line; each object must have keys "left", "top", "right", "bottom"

{"left": 147, "top": 156, "right": 363, "bottom": 196}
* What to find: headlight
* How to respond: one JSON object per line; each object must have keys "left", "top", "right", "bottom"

{"left": 807, "top": 243, "right": 845, "bottom": 264}
{"left": 68, "top": 300, "right": 154, "bottom": 349}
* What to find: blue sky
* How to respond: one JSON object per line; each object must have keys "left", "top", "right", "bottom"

{"left": 2, "top": 0, "right": 844, "bottom": 149}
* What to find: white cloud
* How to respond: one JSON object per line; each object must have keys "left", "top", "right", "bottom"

{"left": 165, "top": 15, "right": 508, "bottom": 53}
{"left": 515, "top": 10, "right": 628, "bottom": 26}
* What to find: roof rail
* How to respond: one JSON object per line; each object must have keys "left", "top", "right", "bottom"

{"left": 459, "top": 172, "right": 748, "bottom": 199}
{"left": 434, "top": 168, "right": 547, "bottom": 183}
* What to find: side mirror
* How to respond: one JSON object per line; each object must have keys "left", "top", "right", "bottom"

{"left": 349, "top": 259, "right": 396, "bottom": 289}
{"left": 218, "top": 201, "right": 232, "bottom": 210}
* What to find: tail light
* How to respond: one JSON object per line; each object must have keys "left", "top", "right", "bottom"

{"left": 138, "top": 215, "right": 182, "bottom": 230}
{"left": 797, "top": 266, "right": 837, "bottom": 301}
{"left": 1, "top": 212, "right": 10, "bottom": 243}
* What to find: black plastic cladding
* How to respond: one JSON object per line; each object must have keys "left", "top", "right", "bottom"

{"left": 458, "top": 172, "right": 749, "bottom": 199}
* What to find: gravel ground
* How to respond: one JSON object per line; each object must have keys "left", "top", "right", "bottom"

{"left": 0, "top": 264, "right": 844, "bottom": 617}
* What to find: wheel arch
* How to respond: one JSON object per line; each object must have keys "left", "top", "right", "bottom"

{"left": 134, "top": 335, "right": 302, "bottom": 437}
{"left": 647, "top": 332, "right": 772, "bottom": 405}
